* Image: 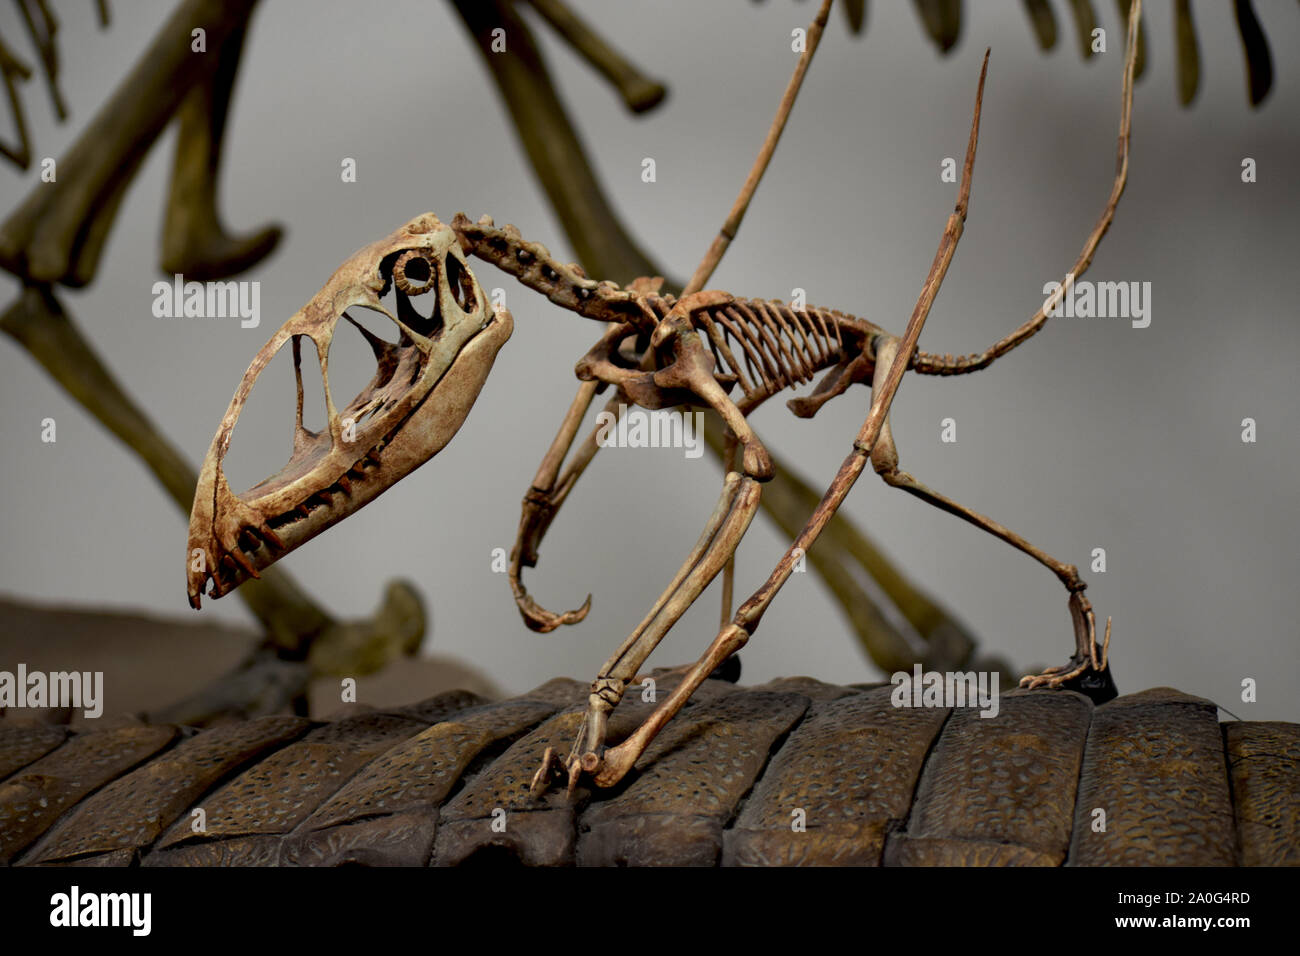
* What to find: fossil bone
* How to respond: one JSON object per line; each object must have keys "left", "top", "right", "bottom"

{"left": 188, "top": 0, "right": 1141, "bottom": 797}
{"left": 186, "top": 213, "right": 512, "bottom": 608}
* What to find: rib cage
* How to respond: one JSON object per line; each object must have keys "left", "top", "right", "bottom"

{"left": 707, "top": 299, "right": 844, "bottom": 395}
{"left": 643, "top": 294, "right": 861, "bottom": 404}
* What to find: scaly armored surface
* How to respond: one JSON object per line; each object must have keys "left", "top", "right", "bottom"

{"left": 5, "top": 682, "right": 1296, "bottom": 867}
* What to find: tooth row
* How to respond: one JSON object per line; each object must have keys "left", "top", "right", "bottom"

{"left": 202, "top": 435, "right": 392, "bottom": 601}
{"left": 263, "top": 447, "right": 383, "bottom": 534}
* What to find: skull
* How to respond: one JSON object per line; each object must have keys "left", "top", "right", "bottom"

{"left": 186, "top": 213, "right": 513, "bottom": 608}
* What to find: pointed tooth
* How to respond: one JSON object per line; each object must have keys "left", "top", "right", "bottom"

{"left": 230, "top": 547, "right": 261, "bottom": 579}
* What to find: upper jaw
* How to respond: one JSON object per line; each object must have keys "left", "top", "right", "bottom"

{"left": 186, "top": 214, "right": 513, "bottom": 607}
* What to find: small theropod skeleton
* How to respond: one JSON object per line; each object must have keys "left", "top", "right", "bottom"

{"left": 187, "top": 0, "right": 1139, "bottom": 795}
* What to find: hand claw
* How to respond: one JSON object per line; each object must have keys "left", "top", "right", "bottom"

{"left": 529, "top": 745, "right": 599, "bottom": 799}
{"left": 516, "top": 592, "right": 592, "bottom": 634}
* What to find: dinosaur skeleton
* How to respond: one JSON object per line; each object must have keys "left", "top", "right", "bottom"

{"left": 187, "top": 0, "right": 1139, "bottom": 795}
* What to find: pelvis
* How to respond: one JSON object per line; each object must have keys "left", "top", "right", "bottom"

{"left": 186, "top": 213, "right": 513, "bottom": 608}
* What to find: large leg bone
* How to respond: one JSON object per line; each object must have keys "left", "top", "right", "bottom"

{"left": 583, "top": 4, "right": 1148, "bottom": 786}
{"left": 456, "top": 0, "right": 993, "bottom": 683}
{"left": 700, "top": 412, "right": 1000, "bottom": 677}
{"left": 530, "top": 469, "right": 763, "bottom": 796}
{"left": 563, "top": 42, "right": 991, "bottom": 793}
{"left": 531, "top": 298, "right": 775, "bottom": 795}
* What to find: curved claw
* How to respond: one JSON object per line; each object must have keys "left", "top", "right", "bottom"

{"left": 1019, "top": 604, "right": 1115, "bottom": 692}
{"left": 529, "top": 746, "right": 566, "bottom": 797}
{"left": 529, "top": 746, "right": 587, "bottom": 798}
{"left": 514, "top": 590, "right": 592, "bottom": 634}
{"left": 1019, "top": 659, "right": 1091, "bottom": 690}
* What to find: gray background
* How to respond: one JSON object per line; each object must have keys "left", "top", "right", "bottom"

{"left": 1, "top": 1, "right": 1297, "bottom": 719}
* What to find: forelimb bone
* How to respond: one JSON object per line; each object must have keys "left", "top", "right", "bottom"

{"left": 530, "top": 295, "right": 773, "bottom": 795}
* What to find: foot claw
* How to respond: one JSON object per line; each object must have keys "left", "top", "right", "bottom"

{"left": 529, "top": 746, "right": 567, "bottom": 799}
{"left": 1019, "top": 658, "right": 1090, "bottom": 690}
{"left": 566, "top": 755, "right": 589, "bottom": 797}
{"left": 530, "top": 745, "right": 601, "bottom": 799}
{"left": 516, "top": 592, "right": 592, "bottom": 634}
{"left": 1020, "top": 613, "right": 1117, "bottom": 703}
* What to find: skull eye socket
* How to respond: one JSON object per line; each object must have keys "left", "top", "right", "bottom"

{"left": 393, "top": 250, "right": 436, "bottom": 296}
{"left": 444, "top": 251, "right": 476, "bottom": 314}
